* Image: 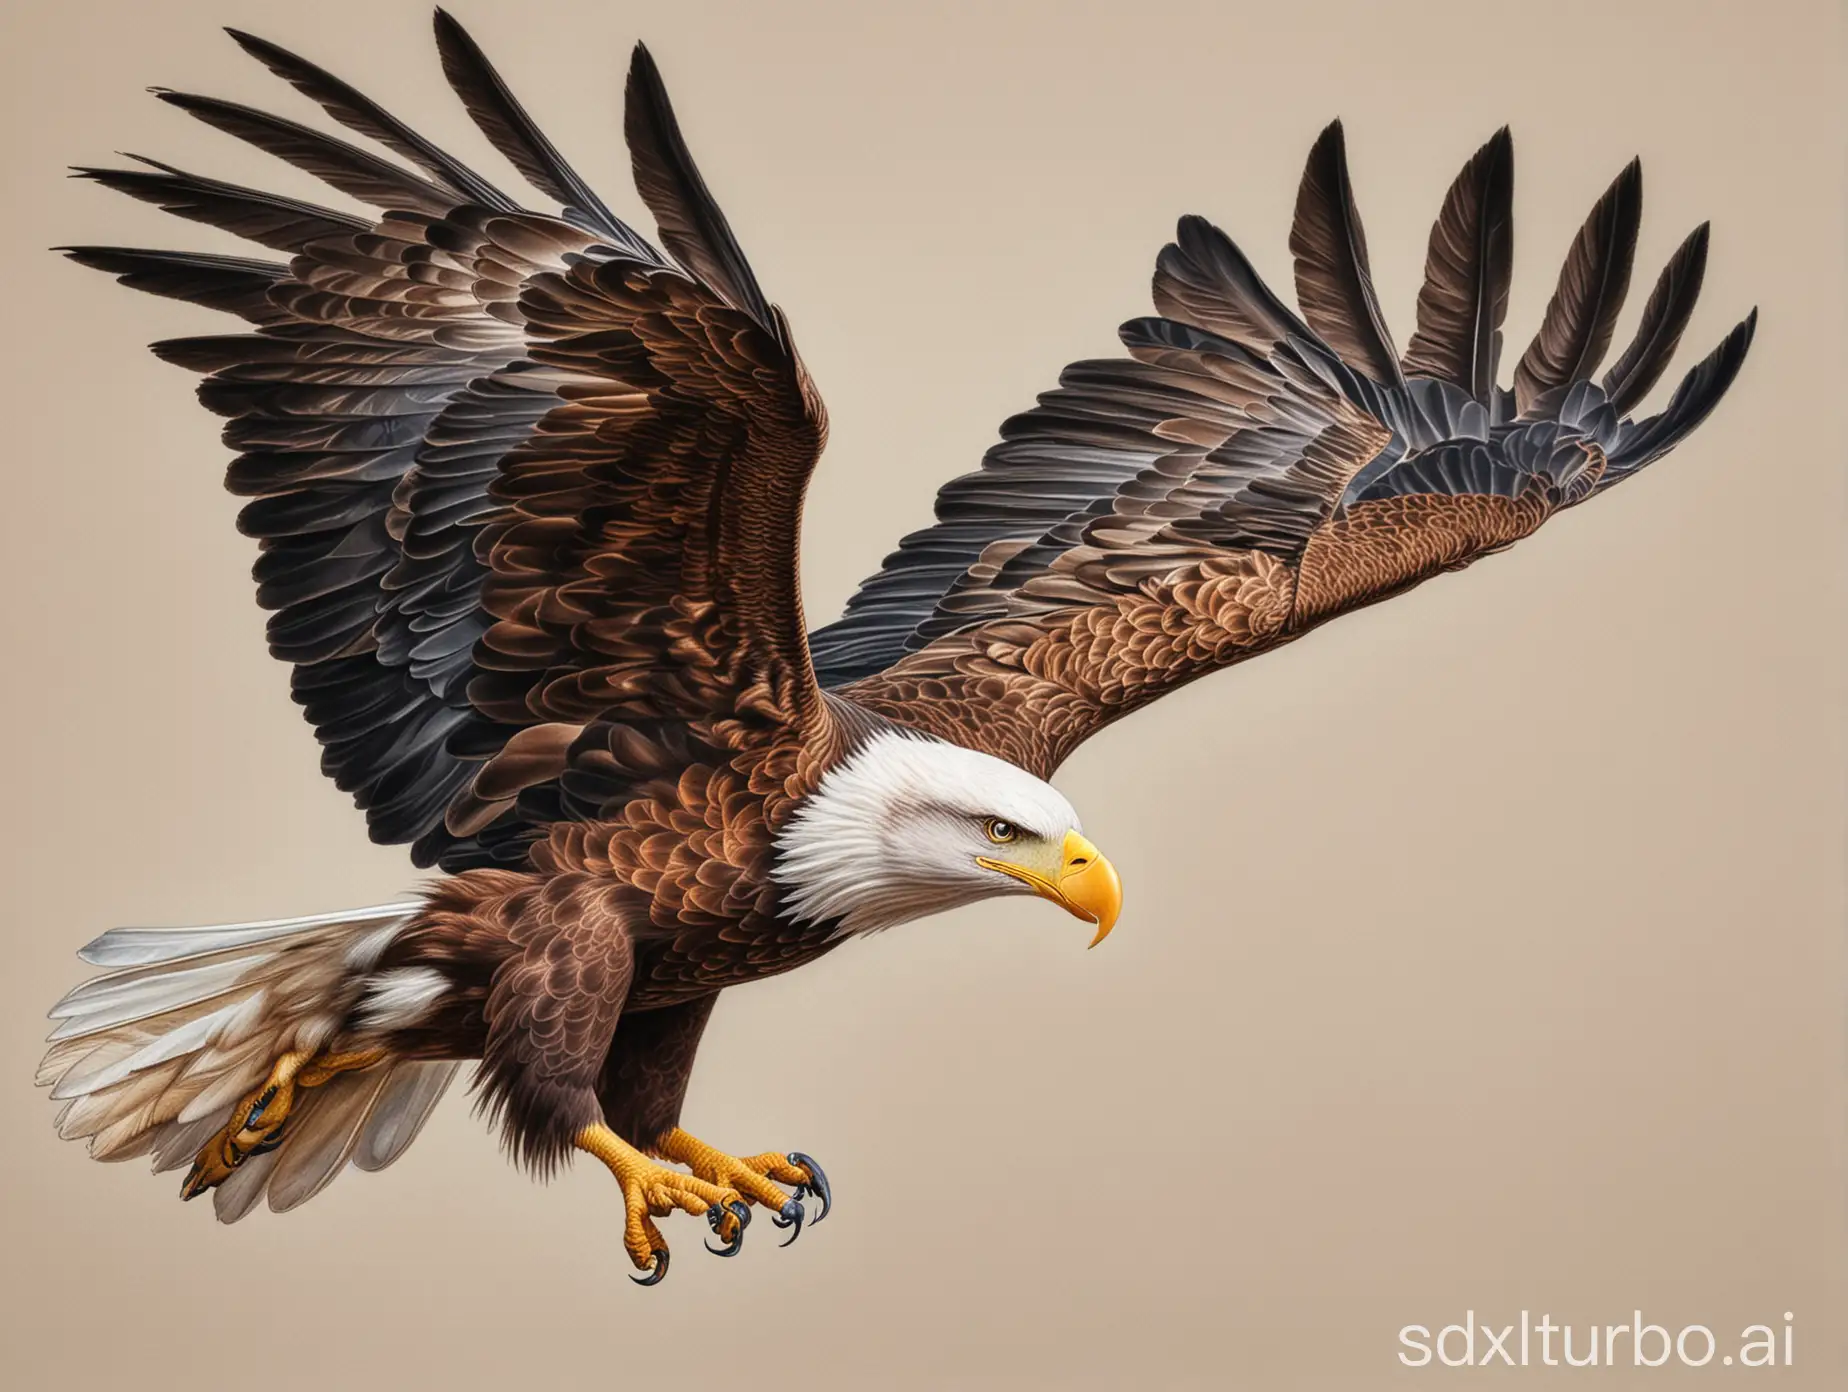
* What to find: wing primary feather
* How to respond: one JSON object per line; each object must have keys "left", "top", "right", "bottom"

{"left": 1601, "top": 222, "right": 1709, "bottom": 414}
{"left": 1604, "top": 308, "right": 1756, "bottom": 479}
{"left": 150, "top": 88, "right": 460, "bottom": 215}
{"left": 1513, "top": 158, "right": 1643, "bottom": 414}
{"left": 1154, "top": 214, "right": 1318, "bottom": 352}
{"left": 622, "top": 43, "right": 776, "bottom": 334}
{"left": 1289, "top": 119, "right": 1403, "bottom": 386}
{"left": 1402, "top": 127, "right": 1514, "bottom": 403}
{"left": 58, "top": 245, "right": 290, "bottom": 322}
{"left": 71, "top": 160, "right": 371, "bottom": 253}
{"left": 431, "top": 9, "right": 652, "bottom": 256}
{"left": 222, "top": 27, "right": 517, "bottom": 211}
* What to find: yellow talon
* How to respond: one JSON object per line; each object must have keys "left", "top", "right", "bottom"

{"left": 575, "top": 1123, "right": 746, "bottom": 1283}
{"left": 654, "top": 1128, "right": 799, "bottom": 1210}
{"left": 654, "top": 1128, "right": 829, "bottom": 1244}
{"left": 180, "top": 1046, "right": 388, "bottom": 1201}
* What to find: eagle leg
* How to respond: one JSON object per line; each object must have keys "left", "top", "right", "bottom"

{"left": 653, "top": 1128, "right": 828, "bottom": 1246}
{"left": 180, "top": 1047, "right": 388, "bottom": 1200}
{"left": 574, "top": 1122, "right": 750, "bottom": 1284}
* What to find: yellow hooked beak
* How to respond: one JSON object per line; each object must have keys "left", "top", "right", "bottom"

{"left": 978, "top": 829, "right": 1123, "bottom": 948}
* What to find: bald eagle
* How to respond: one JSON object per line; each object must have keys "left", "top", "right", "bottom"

{"left": 40, "top": 10, "right": 1753, "bottom": 1283}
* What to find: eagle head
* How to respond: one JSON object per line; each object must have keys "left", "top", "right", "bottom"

{"left": 771, "top": 730, "right": 1121, "bottom": 943}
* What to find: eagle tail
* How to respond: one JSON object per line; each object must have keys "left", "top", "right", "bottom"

{"left": 39, "top": 904, "right": 458, "bottom": 1222}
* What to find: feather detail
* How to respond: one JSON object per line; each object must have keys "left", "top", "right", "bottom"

{"left": 266, "top": 1067, "right": 396, "bottom": 1212}
{"left": 623, "top": 43, "right": 776, "bottom": 334}
{"left": 38, "top": 905, "right": 423, "bottom": 1207}
{"left": 150, "top": 88, "right": 459, "bottom": 215}
{"left": 56, "top": 246, "right": 289, "bottom": 323}
{"left": 432, "top": 9, "right": 649, "bottom": 254}
{"left": 151, "top": 1112, "right": 230, "bottom": 1176}
{"left": 1153, "top": 214, "right": 1315, "bottom": 352}
{"left": 1290, "top": 120, "right": 1402, "bottom": 386}
{"left": 223, "top": 26, "right": 516, "bottom": 211}
{"left": 212, "top": 1141, "right": 284, "bottom": 1222}
{"left": 71, "top": 159, "right": 370, "bottom": 253}
{"left": 1604, "top": 309, "right": 1757, "bottom": 480}
{"left": 1402, "top": 127, "right": 1514, "bottom": 402}
{"left": 77, "top": 904, "right": 418, "bottom": 969}
{"left": 1514, "top": 158, "right": 1643, "bottom": 415}
{"left": 355, "top": 1060, "right": 458, "bottom": 1172}
{"left": 1602, "top": 223, "right": 1710, "bottom": 414}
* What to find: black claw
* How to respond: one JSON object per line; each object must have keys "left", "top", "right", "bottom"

{"left": 772, "top": 1197, "right": 805, "bottom": 1247}
{"left": 703, "top": 1200, "right": 751, "bottom": 1257}
{"left": 630, "top": 1247, "right": 670, "bottom": 1286}
{"left": 788, "top": 1151, "right": 831, "bottom": 1223}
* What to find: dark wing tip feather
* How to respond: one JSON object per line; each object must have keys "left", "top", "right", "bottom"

{"left": 1601, "top": 221, "right": 1710, "bottom": 414}
{"left": 216, "top": 23, "right": 514, "bottom": 212}
{"left": 1513, "top": 156, "right": 1643, "bottom": 414}
{"left": 56, "top": 245, "right": 290, "bottom": 323}
{"left": 56, "top": 244, "right": 284, "bottom": 275}
{"left": 220, "top": 25, "right": 269, "bottom": 53}
{"left": 1401, "top": 126, "right": 1515, "bottom": 402}
{"left": 430, "top": 7, "right": 473, "bottom": 50}
{"left": 1155, "top": 213, "right": 1316, "bottom": 353}
{"left": 1604, "top": 306, "right": 1756, "bottom": 481}
{"left": 430, "top": 8, "right": 642, "bottom": 250}
{"left": 145, "top": 86, "right": 461, "bottom": 216}
{"left": 1304, "top": 118, "right": 1348, "bottom": 175}
{"left": 1289, "top": 116, "right": 1402, "bottom": 386}
{"left": 623, "top": 42, "right": 777, "bottom": 334}
{"left": 68, "top": 158, "right": 372, "bottom": 253}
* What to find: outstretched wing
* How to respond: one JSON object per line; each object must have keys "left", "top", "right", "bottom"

{"left": 68, "top": 17, "right": 830, "bottom": 870}
{"left": 814, "top": 122, "right": 1755, "bottom": 776}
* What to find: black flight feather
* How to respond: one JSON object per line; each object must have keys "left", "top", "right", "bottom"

{"left": 622, "top": 43, "right": 775, "bottom": 334}
{"left": 1513, "top": 158, "right": 1643, "bottom": 414}
{"left": 431, "top": 9, "right": 650, "bottom": 257}
{"left": 58, "top": 246, "right": 291, "bottom": 323}
{"left": 1289, "top": 120, "right": 1403, "bottom": 387}
{"left": 1601, "top": 223, "right": 1709, "bottom": 414}
{"left": 224, "top": 26, "right": 517, "bottom": 212}
{"left": 72, "top": 158, "right": 370, "bottom": 253}
{"left": 1153, "top": 214, "right": 1317, "bottom": 352}
{"left": 1605, "top": 309, "right": 1756, "bottom": 478}
{"left": 1402, "top": 127, "right": 1514, "bottom": 403}
{"left": 151, "top": 88, "right": 459, "bottom": 216}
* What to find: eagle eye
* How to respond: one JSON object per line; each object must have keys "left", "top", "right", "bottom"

{"left": 983, "top": 818, "right": 1018, "bottom": 844}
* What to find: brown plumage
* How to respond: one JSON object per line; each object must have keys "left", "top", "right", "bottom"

{"left": 43, "top": 11, "right": 1754, "bottom": 1278}
{"left": 1400, "top": 127, "right": 1515, "bottom": 402}
{"left": 1290, "top": 120, "right": 1403, "bottom": 387}
{"left": 1514, "top": 159, "right": 1644, "bottom": 414}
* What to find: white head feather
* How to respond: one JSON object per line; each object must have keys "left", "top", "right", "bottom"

{"left": 772, "top": 729, "right": 1082, "bottom": 936}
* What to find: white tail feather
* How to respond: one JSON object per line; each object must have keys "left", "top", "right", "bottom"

{"left": 356, "top": 1060, "right": 458, "bottom": 1172}
{"left": 40, "top": 904, "right": 457, "bottom": 1221}
{"left": 213, "top": 1142, "right": 283, "bottom": 1223}
{"left": 151, "top": 1112, "right": 228, "bottom": 1175}
{"left": 268, "top": 1068, "right": 393, "bottom": 1213}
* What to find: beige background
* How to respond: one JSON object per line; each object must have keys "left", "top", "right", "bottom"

{"left": 1, "top": 0, "right": 1841, "bottom": 1387}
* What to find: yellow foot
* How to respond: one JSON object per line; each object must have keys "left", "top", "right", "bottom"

{"left": 180, "top": 1047, "right": 387, "bottom": 1200}
{"left": 576, "top": 1123, "right": 753, "bottom": 1285}
{"left": 654, "top": 1127, "right": 831, "bottom": 1246}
